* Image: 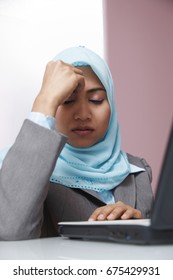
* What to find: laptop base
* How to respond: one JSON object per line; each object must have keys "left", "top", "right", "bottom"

{"left": 58, "top": 223, "right": 173, "bottom": 245}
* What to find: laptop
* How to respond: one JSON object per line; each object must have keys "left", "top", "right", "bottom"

{"left": 58, "top": 123, "right": 173, "bottom": 244}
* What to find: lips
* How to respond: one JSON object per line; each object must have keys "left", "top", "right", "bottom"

{"left": 72, "top": 126, "right": 94, "bottom": 136}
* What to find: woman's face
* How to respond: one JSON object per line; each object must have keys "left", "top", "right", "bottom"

{"left": 56, "top": 66, "right": 111, "bottom": 148}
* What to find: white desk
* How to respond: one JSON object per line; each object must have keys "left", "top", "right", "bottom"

{"left": 0, "top": 237, "right": 173, "bottom": 260}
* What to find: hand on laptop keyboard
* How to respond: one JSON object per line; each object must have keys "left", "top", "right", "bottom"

{"left": 88, "top": 201, "right": 143, "bottom": 221}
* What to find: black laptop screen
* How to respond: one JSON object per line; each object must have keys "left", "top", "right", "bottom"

{"left": 151, "top": 122, "right": 173, "bottom": 229}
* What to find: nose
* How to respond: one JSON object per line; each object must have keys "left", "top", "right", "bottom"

{"left": 74, "top": 101, "right": 91, "bottom": 121}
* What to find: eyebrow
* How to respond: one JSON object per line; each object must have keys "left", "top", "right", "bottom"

{"left": 87, "top": 87, "right": 106, "bottom": 94}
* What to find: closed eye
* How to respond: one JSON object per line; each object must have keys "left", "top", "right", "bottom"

{"left": 64, "top": 99, "right": 105, "bottom": 105}
{"left": 90, "top": 99, "right": 104, "bottom": 104}
{"left": 64, "top": 99, "right": 75, "bottom": 105}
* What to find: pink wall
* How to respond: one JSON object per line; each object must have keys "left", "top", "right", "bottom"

{"left": 103, "top": 0, "right": 173, "bottom": 192}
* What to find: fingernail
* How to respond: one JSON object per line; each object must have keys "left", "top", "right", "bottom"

{"left": 107, "top": 214, "right": 115, "bottom": 220}
{"left": 98, "top": 214, "right": 105, "bottom": 220}
{"left": 121, "top": 214, "right": 128, "bottom": 219}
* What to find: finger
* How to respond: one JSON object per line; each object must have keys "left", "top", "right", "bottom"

{"left": 88, "top": 205, "right": 115, "bottom": 221}
{"left": 88, "top": 208, "right": 106, "bottom": 221}
{"left": 74, "top": 74, "right": 85, "bottom": 93}
{"left": 54, "top": 61, "right": 84, "bottom": 76}
{"left": 72, "top": 67, "right": 84, "bottom": 75}
{"left": 106, "top": 205, "right": 128, "bottom": 220}
{"left": 121, "top": 209, "right": 143, "bottom": 220}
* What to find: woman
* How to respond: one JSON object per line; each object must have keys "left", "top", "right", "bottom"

{"left": 0, "top": 47, "right": 153, "bottom": 240}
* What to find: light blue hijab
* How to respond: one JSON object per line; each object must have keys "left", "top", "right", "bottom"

{"left": 49, "top": 46, "right": 133, "bottom": 192}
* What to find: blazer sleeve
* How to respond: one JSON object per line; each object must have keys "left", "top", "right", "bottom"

{"left": 0, "top": 120, "right": 66, "bottom": 241}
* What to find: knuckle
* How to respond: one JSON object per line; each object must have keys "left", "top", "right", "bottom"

{"left": 116, "top": 201, "right": 124, "bottom": 206}
{"left": 46, "top": 61, "right": 53, "bottom": 67}
{"left": 57, "top": 60, "right": 63, "bottom": 65}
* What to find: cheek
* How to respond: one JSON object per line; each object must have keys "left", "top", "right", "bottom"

{"left": 95, "top": 104, "right": 111, "bottom": 138}
{"left": 101, "top": 105, "right": 111, "bottom": 128}
{"left": 55, "top": 107, "right": 62, "bottom": 120}
{"left": 55, "top": 107, "right": 68, "bottom": 131}
{"left": 56, "top": 106, "right": 71, "bottom": 119}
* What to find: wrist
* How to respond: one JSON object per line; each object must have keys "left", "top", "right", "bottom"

{"left": 32, "top": 94, "right": 60, "bottom": 117}
{"left": 28, "top": 112, "right": 56, "bottom": 130}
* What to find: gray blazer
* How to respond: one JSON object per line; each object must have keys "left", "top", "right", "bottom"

{"left": 0, "top": 120, "right": 153, "bottom": 241}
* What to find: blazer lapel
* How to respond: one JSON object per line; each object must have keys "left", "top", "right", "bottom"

{"left": 78, "top": 173, "right": 136, "bottom": 208}
{"left": 113, "top": 174, "right": 136, "bottom": 208}
{"left": 81, "top": 188, "right": 105, "bottom": 203}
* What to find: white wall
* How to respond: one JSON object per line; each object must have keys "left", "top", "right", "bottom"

{"left": 0, "top": 0, "right": 103, "bottom": 149}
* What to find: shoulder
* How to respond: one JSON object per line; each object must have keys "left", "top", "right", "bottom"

{"left": 126, "top": 153, "right": 152, "bottom": 183}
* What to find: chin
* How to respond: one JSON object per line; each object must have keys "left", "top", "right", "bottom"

{"left": 68, "top": 141, "right": 96, "bottom": 149}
